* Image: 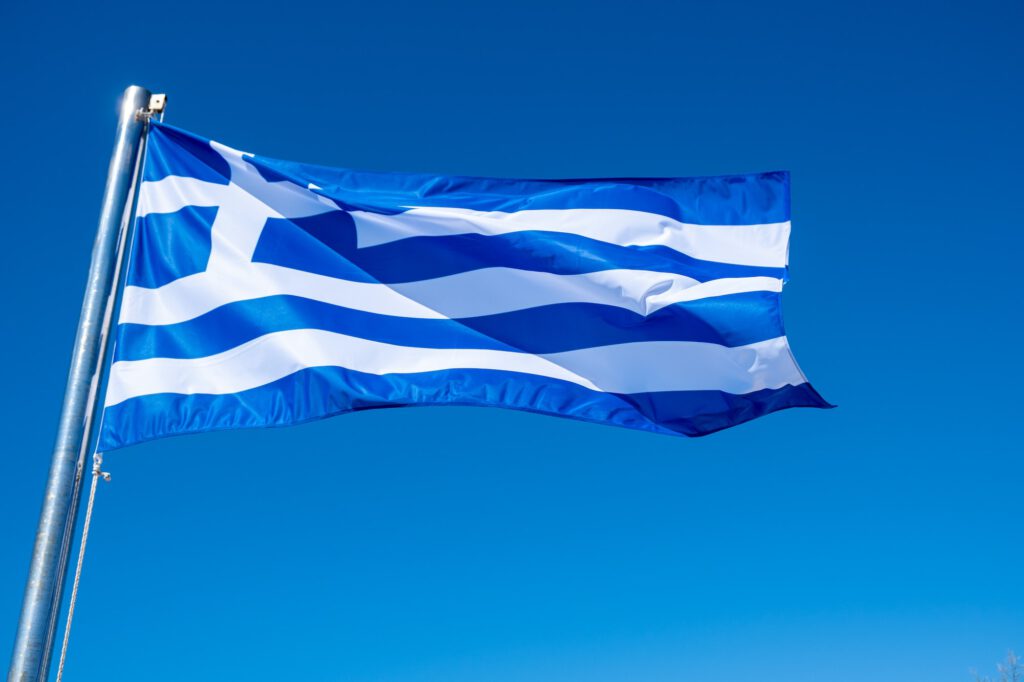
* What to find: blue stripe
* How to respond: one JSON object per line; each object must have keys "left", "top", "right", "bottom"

{"left": 151, "top": 122, "right": 789, "bottom": 224}
{"left": 98, "top": 365, "right": 830, "bottom": 451}
{"left": 145, "top": 123, "right": 230, "bottom": 185}
{"left": 249, "top": 153, "right": 789, "bottom": 225}
{"left": 112, "top": 291, "right": 785, "bottom": 362}
{"left": 252, "top": 211, "right": 786, "bottom": 284}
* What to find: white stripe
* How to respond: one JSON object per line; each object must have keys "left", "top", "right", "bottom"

{"left": 390, "top": 270, "right": 782, "bottom": 318}
{"left": 119, "top": 263, "right": 449, "bottom": 323}
{"left": 138, "top": 172, "right": 336, "bottom": 225}
{"left": 118, "top": 263, "right": 782, "bottom": 326}
{"left": 352, "top": 207, "right": 790, "bottom": 268}
{"left": 104, "top": 332, "right": 804, "bottom": 406}
{"left": 136, "top": 176, "right": 229, "bottom": 216}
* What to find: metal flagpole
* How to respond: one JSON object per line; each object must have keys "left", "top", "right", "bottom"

{"left": 7, "top": 85, "right": 157, "bottom": 682}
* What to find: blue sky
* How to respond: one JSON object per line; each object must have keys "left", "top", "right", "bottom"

{"left": 1, "top": 1, "right": 1022, "bottom": 680}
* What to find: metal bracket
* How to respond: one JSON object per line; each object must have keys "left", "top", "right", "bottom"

{"left": 135, "top": 93, "right": 168, "bottom": 122}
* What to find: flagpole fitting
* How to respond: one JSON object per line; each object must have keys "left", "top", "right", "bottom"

{"left": 135, "top": 93, "right": 168, "bottom": 123}
{"left": 92, "top": 453, "right": 111, "bottom": 483}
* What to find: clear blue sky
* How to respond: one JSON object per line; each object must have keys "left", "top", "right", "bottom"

{"left": 1, "top": 1, "right": 1021, "bottom": 680}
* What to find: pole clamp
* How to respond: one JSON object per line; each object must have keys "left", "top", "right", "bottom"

{"left": 92, "top": 453, "right": 111, "bottom": 482}
{"left": 136, "top": 93, "right": 168, "bottom": 122}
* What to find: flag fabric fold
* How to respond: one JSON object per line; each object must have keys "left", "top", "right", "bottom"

{"left": 97, "top": 122, "right": 829, "bottom": 450}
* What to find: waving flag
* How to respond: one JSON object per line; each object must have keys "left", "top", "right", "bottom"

{"left": 97, "top": 122, "right": 829, "bottom": 450}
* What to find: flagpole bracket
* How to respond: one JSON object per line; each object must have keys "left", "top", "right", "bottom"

{"left": 135, "top": 93, "right": 168, "bottom": 123}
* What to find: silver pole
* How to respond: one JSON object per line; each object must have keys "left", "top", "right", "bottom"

{"left": 7, "top": 85, "right": 152, "bottom": 682}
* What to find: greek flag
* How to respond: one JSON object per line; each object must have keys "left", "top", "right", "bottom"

{"left": 97, "top": 122, "right": 829, "bottom": 450}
